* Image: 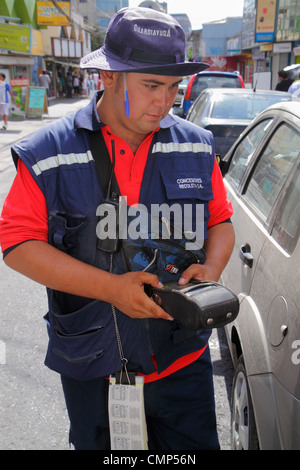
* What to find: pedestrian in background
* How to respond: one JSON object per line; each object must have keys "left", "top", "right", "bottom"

{"left": 66, "top": 72, "right": 73, "bottom": 98}
{"left": 0, "top": 73, "right": 16, "bottom": 130}
{"left": 73, "top": 73, "right": 80, "bottom": 96}
{"left": 38, "top": 70, "right": 51, "bottom": 97}
{"left": 275, "top": 70, "right": 294, "bottom": 91}
{"left": 288, "top": 70, "right": 300, "bottom": 98}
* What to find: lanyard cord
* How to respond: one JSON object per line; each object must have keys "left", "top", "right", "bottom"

{"left": 109, "top": 253, "right": 130, "bottom": 384}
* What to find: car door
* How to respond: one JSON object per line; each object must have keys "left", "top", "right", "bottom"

{"left": 264, "top": 159, "right": 300, "bottom": 449}
{"left": 246, "top": 117, "right": 300, "bottom": 382}
{"left": 221, "top": 117, "right": 275, "bottom": 297}
{"left": 237, "top": 113, "right": 300, "bottom": 449}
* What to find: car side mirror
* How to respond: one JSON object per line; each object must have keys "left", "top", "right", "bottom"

{"left": 217, "top": 156, "right": 230, "bottom": 176}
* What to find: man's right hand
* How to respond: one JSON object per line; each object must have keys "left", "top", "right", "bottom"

{"left": 104, "top": 271, "right": 173, "bottom": 321}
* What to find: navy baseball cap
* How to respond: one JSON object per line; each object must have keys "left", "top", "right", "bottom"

{"left": 80, "top": 7, "right": 209, "bottom": 76}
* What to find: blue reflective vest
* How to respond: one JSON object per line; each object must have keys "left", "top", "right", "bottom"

{"left": 12, "top": 92, "right": 216, "bottom": 381}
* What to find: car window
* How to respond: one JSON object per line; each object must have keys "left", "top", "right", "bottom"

{"left": 210, "top": 93, "right": 293, "bottom": 121}
{"left": 190, "top": 78, "right": 209, "bottom": 100}
{"left": 244, "top": 123, "right": 300, "bottom": 223}
{"left": 246, "top": 94, "right": 293, "bottom": 120}
{"left": 211, "top": 95, "right": 247, "bottom": 119}
{"left": 188, "top": 94, "right": 208, "bottom": 124}
{"left": 227, "top": 119, "right": 273, "bottom": 189}
{"left": 190, "top": 75, "right": 240, "bottom": 100}
{"left": 272, "top": 159, "right": 300, "bottom": 254}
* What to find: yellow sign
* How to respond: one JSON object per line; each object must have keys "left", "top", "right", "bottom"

{"left": 260, "top": 44, "right": 273, "bottom": 51}
{"left": 37, "top": 1, "right": 70, "bottom": 26}
{"left": 32, "top": 29, "right": 44, "bottom": 56}
{"left": 0, "top": 24, "right": 31, "bottom": 53}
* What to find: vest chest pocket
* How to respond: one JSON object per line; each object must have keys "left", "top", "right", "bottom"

{"left": 159, "top": 168, "right": 213, "bottom": 240}
{"left": 160, "top": 168, "right": 213, "bottom": 202}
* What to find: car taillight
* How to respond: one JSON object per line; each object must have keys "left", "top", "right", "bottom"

{"left": 185, "top": 75, "right": 196, "bottom": 100}
{"left": 238, "top": 75, "right": 245, "bottom": 88}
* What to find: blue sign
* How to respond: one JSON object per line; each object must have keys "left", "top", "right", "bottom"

{"left": 255, "top": 32, "right": 275, "bottom": 42}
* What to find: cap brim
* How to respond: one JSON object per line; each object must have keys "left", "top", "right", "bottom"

{"left": 80, "top": 48, "right": 210, "bottom": 76}
{"left": 123, "top": 62, "right": 210, "bottom": 76}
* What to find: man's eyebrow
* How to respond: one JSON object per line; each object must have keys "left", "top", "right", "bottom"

{"left": 141, "top": 78, "right": 183, "bottom": 86}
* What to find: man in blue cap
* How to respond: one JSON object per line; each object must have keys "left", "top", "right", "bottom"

{"left": 0, "top": 7, "right": 234, "bottom": 450}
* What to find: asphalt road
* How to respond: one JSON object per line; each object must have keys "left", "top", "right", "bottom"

{"left": 0, "top": 101, "right": 234, "bottom": 451}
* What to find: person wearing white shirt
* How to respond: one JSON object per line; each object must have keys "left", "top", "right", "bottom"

{"left": 288, "top": 71, "right": 300, "bottom": 98}
{"left": 39, "top": 70, "right": 51, "bottom": 97}
{"left": 0, "top": 73, "right": 16, "bottom": 130}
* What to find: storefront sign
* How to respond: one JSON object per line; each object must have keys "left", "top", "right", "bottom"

{"left": 52, "top": 38, "right": 82, "bottom": 58}
{"left": 10, "top": 78, "right": 30, "bottom": 87}
{"left": 10, "top": 80, "right": 29, "bottom": 119}
{"left": 273, "top": 42, "right": 292, "bottom": 53}
{"left": 32, "top": 29, "right": 44, "bottom": 56}
{"left": 260, "top": 44, "right": 273, "bottom": 52}
{"left": 226, "top": 36, "right": 241, "bottom": 56}
{"left": 25, "top": 87, "right": 48, "bottom": 118}
{"left": 255, "top": 0, "right": 277, "bottom": 42}
{"left": 37, "top": 1, "right": 70, "bottom": 26}
{"left": 252, "top": 50, "right": 265, "bottom": 60}
{"left": 0, "top": 24, "right": 31, "bottom": 53}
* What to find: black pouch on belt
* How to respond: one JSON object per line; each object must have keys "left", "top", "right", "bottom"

{"left": 145, "top": 281, "right": 239, "bottom": 330}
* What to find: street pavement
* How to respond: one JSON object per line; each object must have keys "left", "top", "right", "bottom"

{"left": 0, "top": 97, "right": 234, "bottom": 450}
{"left": 0, "top": 96, "right": 90, "bottom": 173}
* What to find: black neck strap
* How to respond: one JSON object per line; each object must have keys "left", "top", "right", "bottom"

{"left": 88, "top": 130, "right": 120, "bottom": 198}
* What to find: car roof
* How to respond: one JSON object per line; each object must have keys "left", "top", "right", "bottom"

{"left": 261, "top": 100, "right": 300, "bottom": 118}
{"left": 197, "top": 71, "right": 240, "bottom": 77}
{"left": 201, "top": 88, "right": 292, "bottom": 96}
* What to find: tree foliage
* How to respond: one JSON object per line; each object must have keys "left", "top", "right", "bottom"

{"left": 91, "top": 25, "right": 106, "bottom": 52}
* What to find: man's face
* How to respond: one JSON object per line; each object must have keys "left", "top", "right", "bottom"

{"left": 115, "top": 72, "right": 182, "bottom": 136}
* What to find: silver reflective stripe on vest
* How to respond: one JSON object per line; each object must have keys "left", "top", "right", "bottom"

{"left": 32, "top": 151, "right": 94, "bottom": 176}
{"left": 152, "top": 142, "right": 212, "bottom": 155}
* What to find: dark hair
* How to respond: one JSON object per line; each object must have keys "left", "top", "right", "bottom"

{"left": 0, "top": 73, "right": 5, "bottom": 80}
{"left": 278, "top": 70, "right": 288, "bottom": 79}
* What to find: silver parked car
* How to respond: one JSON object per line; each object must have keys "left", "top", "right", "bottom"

{"left": 186, "top": 88, "right": 298, "bottom": 160}
{"left": 174, "top": 77, "right": 189, "bottom": 106}
{"left": 220, "top": 101, "right": 300, "bottom": 450}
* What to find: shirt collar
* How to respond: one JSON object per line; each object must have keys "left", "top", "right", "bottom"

{"left": 160, "top": 113, "right": 178, "bottom": 128}
{"left": 74, "top": 90, "right": 178, "bottom": 131}
{"left": 74, "top": 91, "right": 104, "bottom": 131}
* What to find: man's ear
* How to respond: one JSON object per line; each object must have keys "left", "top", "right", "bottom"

{"left": 100, "top": 70, "right": 119, "bottom": 89}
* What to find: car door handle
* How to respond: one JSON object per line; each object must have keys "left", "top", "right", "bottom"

{"left": 239, "top": 244, "right": 254, "bottom": 268}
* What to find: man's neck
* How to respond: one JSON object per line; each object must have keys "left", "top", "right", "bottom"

{"left": 96, "top": 94, "right": 147, "bottom": 154}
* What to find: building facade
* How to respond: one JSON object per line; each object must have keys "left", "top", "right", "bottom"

{"left": 189, "top": 0, "right": 299, "bottom": 90}
{"left": 241, "top": 0, "right": 300, "bottom": 89}
{"left": 0, "top": 0, "right": 92, "bottom": 116}
{"left": 78, "top": 0, "right": 128, "bottom": 32}
{"left": 200, "top": 17, "right": 248, "bottom": 82}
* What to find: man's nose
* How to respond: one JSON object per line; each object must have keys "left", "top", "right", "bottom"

{"left": 155, "top": 88, "right": 170, "bottom": 108}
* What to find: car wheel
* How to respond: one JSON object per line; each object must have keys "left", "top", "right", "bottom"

{"left": 231, "top": 356, "right": 259, "bottom": 450}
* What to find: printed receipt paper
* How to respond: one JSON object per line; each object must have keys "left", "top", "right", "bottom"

{"left": 108, "top": 375, "right": 148, "bottom": 450}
